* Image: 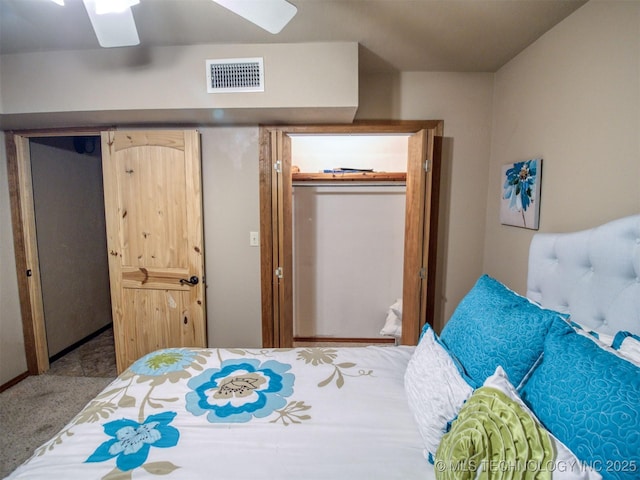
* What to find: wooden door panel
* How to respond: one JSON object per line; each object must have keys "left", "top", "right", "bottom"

{"left": 280, "top": 133, "right": 293, "bottom": 347}
{"left": 402, "top": 129, "right": 429, "bottom": 345}
{"left": 120, "top": 288, "right": 198, "bottom": 367}
{"left": 117, "top": 147, "right": 188, "bottom": 268}
{"left": 112, "top": 130, "right": 187, "bottom": 151}
{"left": 121, "top": 289, "right": 181, "bottom": 363}
{"left": 121, "top": 267, "right": 191, "bottom": 290}
{"left": 103, "top": 130, "right": 206, "bottom": 373}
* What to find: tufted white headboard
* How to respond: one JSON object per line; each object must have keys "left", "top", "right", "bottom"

{"left": 527, "top": 215, "right": 640, "bottom": 336}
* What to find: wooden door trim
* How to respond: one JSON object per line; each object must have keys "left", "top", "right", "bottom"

{"left": 258, "top": 121, "right": 443, "bottom": 348}
{"left": 258, "top": 128, "right": 276, "bottom": 347}
{"left": 5, "top": 128, "right": 105, "bottom": 374}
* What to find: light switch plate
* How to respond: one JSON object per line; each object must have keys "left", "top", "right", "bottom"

{"left": 249, "top": 231, "right": 260, "bottom": 247}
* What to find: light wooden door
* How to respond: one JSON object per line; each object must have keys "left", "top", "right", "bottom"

{"left": 401, "top": 128, "right": 437, "bottom": 344}
{"left": 102, "top": 130, "right": 206, "bottom": 373}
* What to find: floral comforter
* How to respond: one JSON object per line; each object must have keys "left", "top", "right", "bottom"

{"left": 6, "top": 346, "right": 431, "bottom": 480}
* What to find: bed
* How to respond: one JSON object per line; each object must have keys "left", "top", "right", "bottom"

{"left": 5, "top": 214, "right": 639, "bottom": 480}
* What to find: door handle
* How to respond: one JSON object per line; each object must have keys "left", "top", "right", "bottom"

{"left": 179, "top": 275, "right": 199, "bottom": 286}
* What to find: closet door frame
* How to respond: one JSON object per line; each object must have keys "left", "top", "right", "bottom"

{"left": 259, "top": 121, "right": 443, "bottom": 348}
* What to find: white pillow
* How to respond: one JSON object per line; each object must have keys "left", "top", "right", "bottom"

{"left": 483, "top": 367, "right": 601, "bottom": 480}
{"left": 569, "top": 320, "right": 615, "bottom": 347}
{"left": 380, "top": 298, "right": 403, "bottom": 338}
{"left": 612, "top": 331, "right": 640, "bottom": 365}
{"left": 404, "top": 324, "right": 472, "bottom": 460}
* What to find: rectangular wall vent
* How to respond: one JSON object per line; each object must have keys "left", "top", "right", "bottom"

{"left": 206, "top": 57, "right": 264, "bottom": 93}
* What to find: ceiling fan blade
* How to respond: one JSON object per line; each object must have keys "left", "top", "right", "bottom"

{"left": 212, "top": 0, "right": 297, "bottom": 34}
{"left": 82, "top": 0, "right": 140, "bottom": 48}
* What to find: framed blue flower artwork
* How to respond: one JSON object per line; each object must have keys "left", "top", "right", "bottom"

{"left": 500, "top": 158, "right": 542, "bottom": 230}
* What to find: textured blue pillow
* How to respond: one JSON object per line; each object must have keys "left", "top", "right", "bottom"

{"left": 521, "top": 321, "right": 640, "bottom": 480}
{"left": 440, "top": 274, "right": 561, "bottom": 387}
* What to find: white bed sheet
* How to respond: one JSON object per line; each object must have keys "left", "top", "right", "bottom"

{"left": 6, "top": 345, "right": 435, "bottom": 480}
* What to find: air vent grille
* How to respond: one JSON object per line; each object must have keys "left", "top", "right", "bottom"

{"left": 206, "top": 57, "right": 264, "bottom": 93}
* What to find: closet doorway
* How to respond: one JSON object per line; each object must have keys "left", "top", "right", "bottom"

{"left": 259, "top": 121, "right": 443, "bottom": 348}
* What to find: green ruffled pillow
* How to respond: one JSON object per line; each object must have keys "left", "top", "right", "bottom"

{"left": 434, "top": 366, "right": 599, "bottom": 480}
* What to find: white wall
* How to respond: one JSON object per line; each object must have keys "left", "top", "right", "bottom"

{"left": 484, "top": 0, "right": 640, "bottom": 294}
{"left": 357, "top": 72, "right": 495, "bottom": 330}
{"left": 293, "top": 185, "right": 406, "bottom": 338}
{"left": 291, "top": 135, "right": 409, "bottom": 172}
{"left": 0, "top": 132, "right": 28, "bottom": 384}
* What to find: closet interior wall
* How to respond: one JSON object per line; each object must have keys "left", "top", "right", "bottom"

{"left": 291, "top": 135, "right": 409, "bottom": 342}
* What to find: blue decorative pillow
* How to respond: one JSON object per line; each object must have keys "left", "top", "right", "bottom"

{"left": 440, "top": 274, "right": 562, "bottom": 387}
{"left": 520, "top": 322, "right": 640, "bottom": 480}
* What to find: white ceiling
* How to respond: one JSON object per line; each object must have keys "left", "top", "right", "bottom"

{"left": 1, "top": 0, "right": 587, "bottom": 72}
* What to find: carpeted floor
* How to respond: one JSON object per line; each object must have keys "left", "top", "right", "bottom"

{"left": 0, "top": 374, "right": 114, "bottom": 478}
{"left": 0, "top": 328, "right": 117, "bottom": 478}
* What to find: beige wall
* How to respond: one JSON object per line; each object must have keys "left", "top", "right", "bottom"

{"left": 196, "top": 70, "right": 496, "bottom": 342}
{"left": 0, "top": 132, "right": 28, "bottom": 384}
{"left": 0, "top": 43, "right": 358, "bottom": 128}
{"left": 484, "top": 0, "right": 640, "bottom": 295}
{"left": 1, "top": 70, "right": 496, "bottom": 378}
{"left": 30, "top": 138, "right": 112, "bottom": 356}
{"left": 200, "top": 127, "right": 262, "bottom": 347}
{"left": 198, "top": 70, "right": 498, "bottom": 343}
{"left": 358, "top": 72, "right": 495, "bottom": 329}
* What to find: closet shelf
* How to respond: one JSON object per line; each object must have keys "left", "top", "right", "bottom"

{"left": 292, "top": 172, "right": 406, "bottom": 182}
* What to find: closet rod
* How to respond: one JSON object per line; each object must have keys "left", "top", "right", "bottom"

{"left": 292, "top": 172, "right": 406, "bottom": 182}
{"left": 293, "top": 182, "right": 406, "bottom": 187}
